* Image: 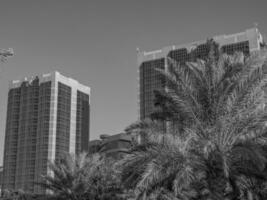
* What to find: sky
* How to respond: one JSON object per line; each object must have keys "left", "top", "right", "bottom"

{"left": 0, "top": 0, "right": 266, "bottom": 164}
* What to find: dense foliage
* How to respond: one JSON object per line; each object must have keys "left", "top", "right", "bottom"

{"left": 38, "top": 153, "right": 125, "bottom": 200}
{"left": 121, "top": 42, "right": 267, "bottom": 200}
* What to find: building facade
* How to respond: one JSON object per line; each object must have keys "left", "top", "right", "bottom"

{"left": 88, "top": 139, "right": 102, "bottom": 154}
{"left": 88, "top": 133, "right": 135, "bottom": 159}
{"left": 2, "top": 71, "right": 90, "bottom": 194}
{"left": 99, "top": 133, "right": 134, "bottom": 158}
{"left": 138, "top": 27, "right": 265, "bottom": 120}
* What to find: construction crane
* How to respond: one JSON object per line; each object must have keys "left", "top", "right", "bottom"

{"left": 0, "top": 48, "right": 14, "bottom": 62}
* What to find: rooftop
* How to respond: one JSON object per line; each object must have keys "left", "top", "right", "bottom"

{"left": 9, "top": 71, "right": 90, "bottom": 94}
{"left": 137, "top": 27, "right": 265, "bottom": 63}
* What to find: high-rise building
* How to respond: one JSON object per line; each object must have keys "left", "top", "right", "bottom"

{"left": 137, "top": 27, "right": 265, "bottom": 120}
{"left": 2, "top": 71, "right": 90, "bottom": 194}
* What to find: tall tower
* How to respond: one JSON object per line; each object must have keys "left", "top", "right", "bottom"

{"left": 138, "top": 27, "right": 265, "bottom": 121}
{"left": 2, "top": 71, "right": 90, "bottom": 194}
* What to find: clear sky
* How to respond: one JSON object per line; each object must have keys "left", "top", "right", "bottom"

{"left": 0, "top": 0, "right": 266, "bottom": 164}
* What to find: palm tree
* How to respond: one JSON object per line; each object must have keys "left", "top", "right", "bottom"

{"left": 121, "top": 41, "right": 267, "bottom": 200}
{"left": 121, "top": 125, "right": 200, "bottom": 199}
{"left": 38, "top": 153, "right": 93, "bottom": 200}
{"left": 39, "top": 153, "right": 124, "bottom": 200}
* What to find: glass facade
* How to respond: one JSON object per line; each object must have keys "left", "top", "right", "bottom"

{"left": 55, "top": 82, "right": 71, "bottom": 160}
{"left": 15, "top": 77, "right": 39, "bottom": 191}
{"left": 168, "top": 48, "right": 190, "bottom": 64}
{"left": 221, "top": 41, "right": 250, "bottom": 56}
{"left": 76, "top": 91, "right": 90, "bottom": 154}
{"left": 139, "top": 40, "right": 252, "bottom": 122}
{"left": 2, "top": 72, "right": 90, "bottom": 194}
{"left": 168, "top": 43, "right": 212, "bottom": 63}
{"left": 139, "top": 58, "right": 165, "bottom": 120}
{"left": 2, "top": 87, "right": 21, "bottom": 190}
{"left": 34, "top": 81, "right": 51, "bottom": 193}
